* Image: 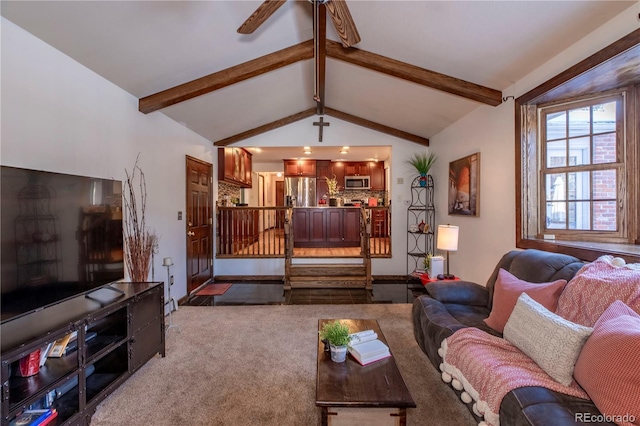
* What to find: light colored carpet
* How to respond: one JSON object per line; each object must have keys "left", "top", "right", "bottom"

{"left": 91, "top": 304, "right": 475, "bottom": 425}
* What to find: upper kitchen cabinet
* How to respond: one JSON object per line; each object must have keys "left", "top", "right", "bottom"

{"left": 284, "top": 159, "right": 316, "bottom": 177}
{"left": 345, "top": 162, "right": 369, "bottom": 176}
{"left": 369, "top": 162, "right": 385, "bottom": 191}
{"left": 330, "top": 162, "right": 345, "bottom": 188}
{"left": 218, "top": 147, "right": 252, "bottom": 188}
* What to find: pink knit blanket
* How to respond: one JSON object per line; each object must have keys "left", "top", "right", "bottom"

{"left": 440, "top": 328, "right": 589, "bottom": 426}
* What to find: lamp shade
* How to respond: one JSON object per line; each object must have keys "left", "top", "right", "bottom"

{"left": 162, "top": 257, "right": 174, "bottom": 267}
{"left": 437, "top": 225, "right": 459, "bottom": 251}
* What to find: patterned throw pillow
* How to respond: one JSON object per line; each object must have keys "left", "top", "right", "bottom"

{"left": 484, "top": 268, "right": 567, "bottom": 333}
{"left": 504, "top": 293, "right": 592, "bottom": 386}
{"left": 556, "top": 256, "right": 640, "bottom": 327}
{"left": 574, "top": 301, "right": 640, "bottom": 426}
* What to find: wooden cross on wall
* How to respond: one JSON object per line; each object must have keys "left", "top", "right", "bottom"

{"left": 313, "top": 116, "right": 330, "bottom": 142}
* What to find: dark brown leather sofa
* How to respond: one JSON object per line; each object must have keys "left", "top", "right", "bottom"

{"left": 412, "top": 249, "right": 614, "bottom": 426}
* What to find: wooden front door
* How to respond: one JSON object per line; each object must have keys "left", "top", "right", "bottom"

{"left": 186, "top": 156, "right": 213, "bottom": 294}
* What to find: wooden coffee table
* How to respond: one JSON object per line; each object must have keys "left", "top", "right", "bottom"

{"left": 316, "top": 319, "right": 416, "bottom": 426}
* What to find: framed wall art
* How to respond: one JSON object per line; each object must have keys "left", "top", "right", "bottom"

{"left": 448, "top": 153, "right": 480, "bottom": 216}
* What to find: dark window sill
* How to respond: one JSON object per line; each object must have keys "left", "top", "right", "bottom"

{"left": 517, "top": 238, "right": 640, "bottom": 264}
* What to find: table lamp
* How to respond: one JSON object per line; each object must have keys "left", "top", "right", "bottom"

{"left": 436, "top": 225, "right": 459, "bottom": 279}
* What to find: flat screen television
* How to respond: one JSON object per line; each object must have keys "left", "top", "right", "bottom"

{"left": 1, "top": 166, "right": 124, "bottom": 323}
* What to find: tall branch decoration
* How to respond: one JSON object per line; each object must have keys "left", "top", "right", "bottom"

{"left": 123, "top": 155, "right": 157, "bottom": 282}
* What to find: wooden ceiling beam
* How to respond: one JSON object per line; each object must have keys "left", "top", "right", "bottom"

{"left": 213, "top": 108, "right": 317, "bottom": 146}
{"left": 325, "top": 107, "right": 429, "bottom": 146}
{"left": 213, "top": 106, "right": 429, "bottom": 146}
{"left": 326, "top": 40, "right": 502, "bottom": 107}
{"left": 315, "top": 3, "right": 327, "bottom": 115}
{"left": 139, "top": 40, "right": 314, "bottom": 114}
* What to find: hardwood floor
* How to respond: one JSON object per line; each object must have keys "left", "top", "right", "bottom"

{"left": 185, "top": 281, "right": 427, "bottom": 306}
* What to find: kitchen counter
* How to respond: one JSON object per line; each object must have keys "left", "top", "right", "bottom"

{"left": 293, "top": 205, "right": 361, "bottom": 208}
{"left": 292, "top": 207, "right": 361, "bottom": 247}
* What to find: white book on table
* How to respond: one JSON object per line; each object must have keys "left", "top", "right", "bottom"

{"left": 348, "top": 331, "right": 391, "bottom": 365}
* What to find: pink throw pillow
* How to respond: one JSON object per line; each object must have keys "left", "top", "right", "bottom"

{"left": 556, "top": 256, "right": 640, "bottom": 327}
{"left": 574, "top": 301, "right": 640, "bottom": 426}
{"left": 484, "top": 268, "right": 567, "bottom": 333}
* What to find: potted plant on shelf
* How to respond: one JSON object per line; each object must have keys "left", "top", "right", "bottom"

{"left": 406, "top": 152, "right": 437, "bottom": 187}
{"left": 319, "top": 320, "right": 351, "bottom": 363}
{"left": 325, "top": 175, "right": 340, "bottom": 206}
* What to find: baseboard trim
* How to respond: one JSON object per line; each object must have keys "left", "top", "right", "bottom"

{"left": 211, "top": 275, "right": 409, "bottom": 283}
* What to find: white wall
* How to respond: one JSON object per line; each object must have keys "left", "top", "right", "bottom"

{"left": 1, "top": 18, "right": 214, "bottom": 308}
{"left": 3, "top": 2, "right": 636, "bottom": 290}
{"left": 429, "top": 5, "right": 639, "bottom": 285}
{"left": 214, "top": 117, "right": 431, "bottom": 277}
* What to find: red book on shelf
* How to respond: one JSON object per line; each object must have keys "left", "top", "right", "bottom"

{"left": 35, "top": 409, "right": 57, "bottom": 426}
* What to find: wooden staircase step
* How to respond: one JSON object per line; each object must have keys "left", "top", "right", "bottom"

{"left": 288, "top": 276, "right": 367, "bottom": 289}
{"left": 289, "top": 264, "right": 365, "bottom": 277}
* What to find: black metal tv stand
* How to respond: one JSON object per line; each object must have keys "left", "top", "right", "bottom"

{"left": 1, "top": 282, "right": 165, "bottom": 425}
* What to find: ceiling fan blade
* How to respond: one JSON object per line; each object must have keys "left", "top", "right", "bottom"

{"left": 325, "top": 0, "right": 361, "bottom": 48}
{"left": 237, "top": 0, "right": 287, "bottom": 34}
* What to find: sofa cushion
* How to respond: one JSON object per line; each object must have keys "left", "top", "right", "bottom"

{"left": 485, "top": 249, "right": 582, "bottom": 309}
{"left": 425, "top": 281, "right": 489, "bottom": 306}
{"left": 484, "top": 268, "right": 566, "bottom": 333}
{"left": 574, "top": 300, "right": 640, "bottom": 425}
{"left": 556, "top": 256, "right": 640, "bottom": 327}
{"left": 501, "top": 387, "right": 610, "bottom": 426}
{"left": 503, "top": 293, "right": 592, "bottom": 386}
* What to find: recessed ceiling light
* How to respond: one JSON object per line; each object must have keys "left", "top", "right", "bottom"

{"left": 340, "top": 150, "right": 348, "bottom": 155}
{"left": 342, "top": 146, "right": 349, "bottom": 150}
{"left": 303, "top": 146, "right": 310, "bottom": 150}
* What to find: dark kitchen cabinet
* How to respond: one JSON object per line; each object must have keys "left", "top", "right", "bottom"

{"left": 316, "top": 160, "right": 331, "bottom": 201}
{"left": 345, "top": 162, "right": 369, "bottom": 176}
{"left": 330, "top": 163, "right": 345, "bottom": 190}
{"left": 284, "top": 160, "right": 316, "bottom": 177}
{"left": 293, "top": 208, "right": 311, "bottom": 243}
{"left": 327, "top": 208, "right": 360, "bottom": 246}
{"left": 218, "top": 147, "right": 252, "bottom": 188}
{"left": 294, "top": 208, "right": 360, "bottom": 248}
{"left": 369, "top": 162, "right": 385, "bottom": 190}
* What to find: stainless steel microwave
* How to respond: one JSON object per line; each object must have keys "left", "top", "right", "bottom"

{"left": 345, "top": 176, "right": 370, "bottom": 190}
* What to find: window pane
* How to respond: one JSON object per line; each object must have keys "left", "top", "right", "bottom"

{"left": 569, "top": 107, "right": 590, "bottom": 137}
{"left": 592, "top": 169, "right": 616, "bottom": 200}
{"left": 593, "top": 133, "right": 616, "bottom": 164}
{"left": 568, "top": 136, "right": 590, "bottom": 166}
{"left": 546, "top": 111, "right": 566, "bottom": 140}
{"left": 546, "top": 173, "right": 565, "bottom": 201}
{"left": 593, "top": 201, "right": 617, "bottom": 231}
{"left": 546, "top": 202, "right": 566, "bottom": 229}
{"left": 568, "top": 201, "right": 590, "bottom": 230}
{"left": 593, "top": 101, "right": 616, "bottom": 134}
{"left": 547, "top": 140, "right": 566, "bottom": 168}
{"left": 568, "top": 171, "right": 589, "bottom": 201}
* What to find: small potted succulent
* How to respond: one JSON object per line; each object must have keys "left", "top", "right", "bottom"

{"left": 406, "top": 152, "right": 437, "bottom": 187}
{"left": 319, "top": 320, "right": 351, "bottom": 363}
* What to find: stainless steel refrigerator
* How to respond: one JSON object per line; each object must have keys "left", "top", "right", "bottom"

{"left": 285, "top": 177, "right": 316, "bottom": 207}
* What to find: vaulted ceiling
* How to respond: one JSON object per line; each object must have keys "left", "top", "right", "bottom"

{"left": 1, "top": 1, "right": 634, "bottom": 149}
